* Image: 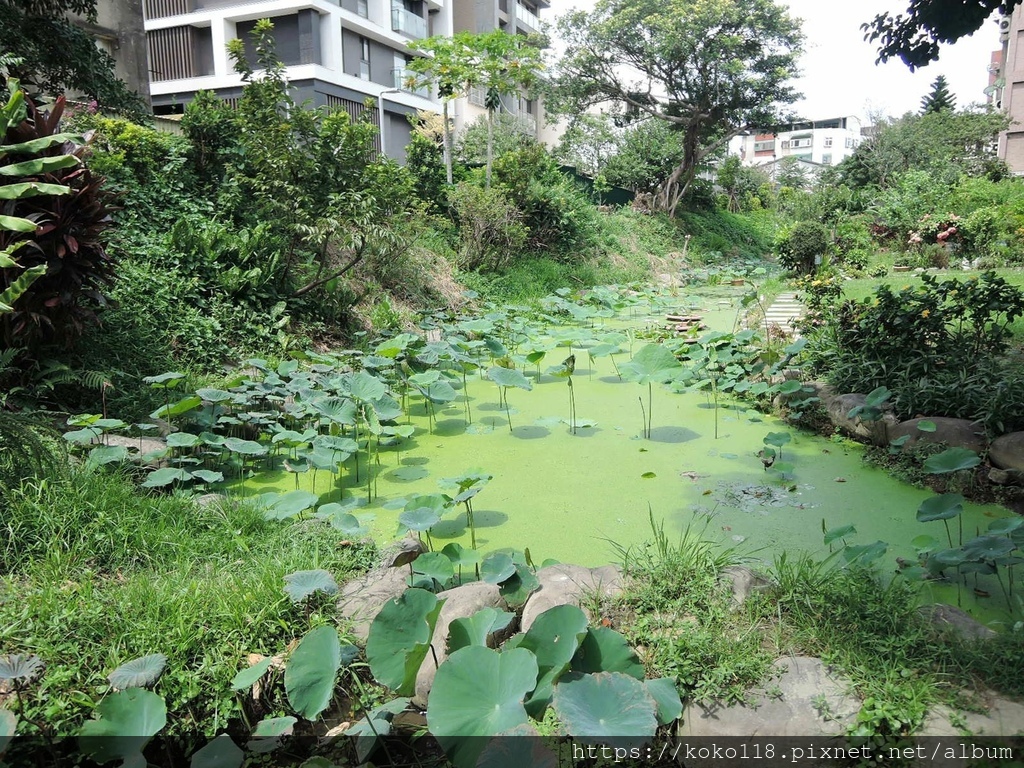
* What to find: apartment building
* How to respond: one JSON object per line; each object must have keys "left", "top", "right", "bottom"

{"left": 996, "top": 7, "right": 1024, "bottom": 172}
{"left": 730, "top": 116, "right": 863, "bottom": 169}
{"left": 450, "top": 0, "right": 549, "bottom": 140}
{"left": 141, "top": 0, "right": 549, "bottom": 161}
{"left": 143, "top": 0, "right": 453, "bottom": 162}
{"left": 74, "top": 0, "right": 152, "bottom": 104}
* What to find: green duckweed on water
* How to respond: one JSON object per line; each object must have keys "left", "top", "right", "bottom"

{"left": 213, "top": 283, "right": 1020, "bottom": 629}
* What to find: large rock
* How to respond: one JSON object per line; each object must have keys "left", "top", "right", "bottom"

{"left": 520, "top": 564, "right": 624, "bottom": 632}
{"left": 378, "top": 535, "right": 427, "bottom": 568}
{"left": 718, "top": 565, "right": 772, "bottom": 609}
{"left": 918, "top": 604, "right": 996, "bottom": 642}
{"left": 990, "top": 431, "right": 1024, "bottom": 472}
{"left": 887, "top": 418, "right": 987, "bottom": 454}
{"left": 826, "top": 393, "right": 896, "bottom": 446}
{"left": 413, "top": 581, "right": 507, "bottom": 707}
{"left": 679, "top": 656, "right": 858, "bottom": 763}
{"left": 921, "top": 693, "right": 1024, "bottom": 736}
{"left": 337, "top": 566, "right": 411, "bottom": 642}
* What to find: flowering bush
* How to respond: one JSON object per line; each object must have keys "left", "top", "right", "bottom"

{"left": 907, "top": 212, "right": 960, "bottom": 248}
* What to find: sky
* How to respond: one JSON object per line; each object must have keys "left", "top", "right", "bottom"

{"left": 547, "top": 0, "right": 1000, "bottom": 123}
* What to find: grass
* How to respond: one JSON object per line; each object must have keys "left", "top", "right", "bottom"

{"left": 0, "top": 470, "right": 376, "bottom": 742}
{"left": 609, "top": 516, "right": 1024, "bottom": 739}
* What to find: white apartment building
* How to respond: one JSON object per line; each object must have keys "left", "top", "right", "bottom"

{"left": 730, "top": 116, "right": 864, "bottom": 170}
{"left": 142, "top": 0, "right": 547, "bottom": 162}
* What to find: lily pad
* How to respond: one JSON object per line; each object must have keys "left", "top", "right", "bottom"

{"left": 923, "top": 447, "right": 981, "bottom": 474}
{"left": 366, "top": 589, "right": 445, "bottom": 696}
{"left": 916, "top": 494, "right": 964, "bottom": 522}
{"left": 79, "top": 689, "right": 167, "bottom": 767}
{"left": 108, "top": 653, "right": 168, "bottom": 690}
{"left": 552, "top": 671, "right": 657, "bottom": 745}
{"left": 962, "top": 535, "right": 1015, "bottom": 561}
{"left": 570, "top": 627, "right": 644, "bottom": 679}
{"left": 230, "top": 657, "right": 275, "bottom": 692}
{"left": 285, "top": 626, "right": 343, "bottom": 720}
{"left": 644, "top": 678, "right": 683, "bottom": 725}
{"left": 447, "top": 607, "right": 516, "bottom": 653}
{"left": 392, "top": 465, "right": 429, "bottom": 481}
{"left": 0, "top": 654, "right": 42, "bottom": 682}
{"left": 283, "top": 569, "right": 339, "bottom": 602}
{"left": 412, "top": 552, "right": 455, "bottom": 587}
{"left": 260, "top": 490, "right": 319, "bottom": 520}
{"left": 518, "top": 604, "right": 589, "bottom": 717}
{"left": 480, "top": 552, "right": 516, "bottom": 584}
{"left": 189, "top": 734, "right": 243, "bottom": 768}
{"left": 428, "top": 646, "right": 538, "bottom": 768}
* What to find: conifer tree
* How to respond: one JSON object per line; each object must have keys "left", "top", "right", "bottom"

{"left": 920, "top": 75, "right": 957, "bottom": 114}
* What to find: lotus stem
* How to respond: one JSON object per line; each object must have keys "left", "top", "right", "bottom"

{"left": 638, "top": 395, "right": 647, "bottom": 440}
{"left": 942, "top": 519, "right": 952, "bottom": 549}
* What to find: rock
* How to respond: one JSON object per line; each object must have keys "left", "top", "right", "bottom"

{"left": 378, "top": 535, "right": 427, "bottom": 568}
{"left": 520, "top": 564, "right": 623, "bottom": 632}
{"left": 826, "top": 393, "right": 896, "bottom": 446}
{"left": 920, "top": 693, "right": 1024, "bottom": 737}
{"left": 337, "top": 566, "right": 411, "bottom": 642}
{"left": 990, "top": 431, "right": 1024, "bottom": 472}
{"left": 887, "top": 417, "right": 987, "bottom": 454}
{"left": 194, "top": 493, "right": 225, "bottom": 507}
{"left": 919, "top": 604, "right": 996, "bottom": 641}
{"left": 98, "top": 434, "right": 166, "bottom": 464}
{"left": 678, "top": 656, "right": 858, "bottom": 764}
{"left": 413, "top": 582, "right": 507, "bottom": 707}
{"left": 989, "top": 467, "right": 1024, "bottom": 485}
{"left": 718, "top": 565, "right": 772, "bottom": 608}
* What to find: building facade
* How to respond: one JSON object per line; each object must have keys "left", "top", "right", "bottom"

{"left": 74, "top": 0, "right": 152, "bottom": 105}
{"left": 729, "top": 116, "right": 863, "bottom": 170}
{"left": 141, "top": 0, "right": 548, "bottom": 161}
{"left": 996, "top": 7, "right": 1024, "bottom": 172}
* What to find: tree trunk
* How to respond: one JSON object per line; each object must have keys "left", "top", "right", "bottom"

{"left": 443, "top": 99, "right": 453, "bottom": 186}
{"left": 486, "top": 107, "right": 494, "bottom": 190}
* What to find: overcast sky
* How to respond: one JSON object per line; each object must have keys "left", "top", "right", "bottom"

{"left": 547, "top": 0, "right": 999, "bottom": 122}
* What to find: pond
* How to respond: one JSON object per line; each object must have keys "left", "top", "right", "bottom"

{"left": 227, "top": 284, "right": 1020, "bottom": 630}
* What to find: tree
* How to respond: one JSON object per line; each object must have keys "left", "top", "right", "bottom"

{"left": 552, "top": 0, "right": 803, "bottom": 215}
{"left": 863, "top": 0, "right": 1020, "bottom": 70}
{"left": 776, "top": 156, "right": 810, "bottom": 190}
{"left": 920, "top": 74, "right": 956, "bottom": 114}
{"left": 554, "top": 112, "right": 618, "bottom": 178}
{"left": 716, "top": 155, "right": 771, "bottom": 211}
{"left": 0, "top": 0, "right": 147, "bottom": 117}
{"left": 602, "top": 119, "right": 686, "bottom": 195}
{"left": 835, "top": 107, "right": 1009, "bottom": 189}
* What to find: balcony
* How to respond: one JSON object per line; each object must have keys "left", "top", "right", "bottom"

{"left": 515, "top": 2, "right": 541, "bottom": 31}
{"left": 392, "top": 6, "right": 427, "bottom": 39}
{"left": 513, "top": 112, "right": 536, "bottom": 135}
{"left": 392, "top": 68, "right": 429, "bottom": 97}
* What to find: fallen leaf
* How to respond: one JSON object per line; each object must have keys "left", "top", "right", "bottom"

{"left": 834, "top": 477, "right": 847, "bottom": 483}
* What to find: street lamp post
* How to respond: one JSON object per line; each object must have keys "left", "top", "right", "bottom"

{"left": 378, "top": 88, "right": 402, "bottom": 158}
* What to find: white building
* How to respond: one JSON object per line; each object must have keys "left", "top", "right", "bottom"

{"left": 142, "top": 0, "right": 548, "bottom": 162}
{"left": 729, "top": 116, "right": 864, "bottom": 170}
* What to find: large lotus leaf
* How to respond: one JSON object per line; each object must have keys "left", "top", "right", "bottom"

{"left": 312, "top": 398, "right": 357, "bottom": 426}
{"left": 518, "top": 604, "right": 589, "bottom": 717}
{"left": 441, "top": 471, "right": 492, "bottom": 503}
{"left": 480, "top": 552, "right": 516, "bottom": 584}
{"left": 86, "top": 445, "right": 129, "bottom": 468}
{"left": 79, "top": 688, "right": 167, "bottom": 768}
{"left": 988, "top": 517, "right": 1024, "bottom": 535}
{"left": 150, "top": 396, "right": 202, "bottom": 420}
{"left": 621, "top": 344, "right": 681, "bottom": 384}
{"left": 322, "top": 509, "right": 371, "bottom": 537}
{"left": 644, "top": 678, "right": 684, "bottom": 725}
{"left": 223, "top": 437, "right": 267, "bottom": 456}
{"left": 841, "top": 540, "right": 888, "bottom": 566}
{"left": 916, "top": 494, "right": 964, "bottom": 522}
{"left": 447, "top": 607, "right": 516, "bottom": 653}
{"left": 285, "top": 626, "right": 342, "bottom": 719}
{"left": 476, "top": 722, "right": 558, "bottom": 768}
{"left": 189, "top": 734, "right": 243, "bottom": 768}
{"left": 0, "top": 654, "right": 42, "bottom": 682}
{"left": 487, "top": 366, "right": 533, "bottom": 391}
{"left": 428, "top": 646, "right": 539, "bottom": 768}
{"left": 63, "top": 426, "right": 102, "bottom": 445}
{"left": 312, "top": 435, "right": 358, "bottom": 454}
{"left": 419, "top": 379, "right": 458, "bottom": 404}
{"left": 349, "top": 370, "right": 387, "bottom": 402}
{"left": 552, "top": 671, "right": 657, "bottom": 745}
{"left": 346, "top": 697, "right": 411, "bottom": 763}
{"left": 283, "top": 569, "right": 339, "bottom": 602}
{"left": 302, "top": 449, "right": 341, "bottom": 472}
{"left": 143, "top": 371, "right": 185, "bottom": 388}
{"left": 763, "top": 431, "right": 791, "bottom": 448}
{"left": 230, "top": 656, "right": 275, "bottom": 692}
{"left": 369, "top": 394, "right": 404, "bottom": 421}
{"left": 367, "top": 589, "right": 445, "bottom": 695}
{"left": 191, "top": 470, "right": 224, "bottom": 484}
{"left": 166, "top": 432, "right": 201, "bottom": 449}
{"left": 195, "top": 388, "right": 235, "bottom": 404}
{"left": 962, "top": 535, "right": 1016, "bottom": 561}
{"left": 499, "top": 564, "right": 540, "bottom": 609}
{"left": 923, "top": 447, "right": 981, "bottom": 474}
{"left": 413, "top": 552, "right": 454, "bottom": 586}
{"left": 442, "top": 542, "right": 481, "bottom": 571}
{"left": 0, "top": 709, "right": 15, "bottom": 758}
{"left": 108, "top": 653, "right": 168, "bottom": 690}
{"left": 375, "top": 333, "right": 419, "bottom": 358}
{"left": 248, "top": 716, "right": 296, "bottom": 752}
{"left": 261, "top": 491, "right": 320, "bottom": 520}
{"left": 570, "top": 627, "right": 644, "bottom": 679}
{"left": 928, "top": 547, "right": 968, "bottom": 571}
{"left": 823, "top": 524, "right": 857, "bottom": 545}
{"left": 399, "top": 507, "right": 442, "bottom": 532}
{"left": 140, "top": 467, "right": 192, "bottom": 488}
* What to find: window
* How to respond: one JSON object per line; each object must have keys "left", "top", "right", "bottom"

{"left": 359, "top": 37, "right": 370, "bottom": 80}
{"left": 789, "top": 137, "right": 812, "bottom": 149}
{"left": 845, "top": 137, "right": 855, "bottom": 149}
{"left": 780, "top": 140, "right": 790, "bottom": 149}
{"left": 822, "top": 153, "right": 832, "bottom": 165}
{"left": 823, "top": 137, "right": 833, "bottom": 148}
{"left": 357, "top": 0, "right": 367, "bottom": 16}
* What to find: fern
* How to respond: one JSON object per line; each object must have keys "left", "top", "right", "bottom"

{"left": 0, "top": 412, "right": 65, "bottom": 490}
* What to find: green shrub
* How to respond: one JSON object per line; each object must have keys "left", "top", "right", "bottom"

{"left": 447, "top": 181, "right": 527, "bottom": 271}
{"left": 776, "top": 220, "right": 829, "bottom": 274}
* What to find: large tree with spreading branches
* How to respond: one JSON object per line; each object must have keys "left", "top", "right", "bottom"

{"left": 551, "top": 0, "right": 804, "bottom": 215}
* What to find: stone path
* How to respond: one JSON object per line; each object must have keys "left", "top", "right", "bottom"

{"left": 760, "top": 291, "right": 804, "bottom": 337}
